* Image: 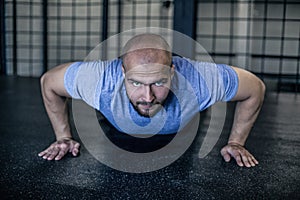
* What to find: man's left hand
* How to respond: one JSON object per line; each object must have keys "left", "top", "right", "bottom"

{"left": 220, "top": 143, "right": 258, "bottom": 167}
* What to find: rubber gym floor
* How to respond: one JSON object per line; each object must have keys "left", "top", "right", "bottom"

{"left": 0, "top": 76, "right": 299, "bottom": 200}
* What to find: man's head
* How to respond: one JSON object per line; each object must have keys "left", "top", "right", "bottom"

{"left": 121, "top": 34, "right": 174, "bottom": 117}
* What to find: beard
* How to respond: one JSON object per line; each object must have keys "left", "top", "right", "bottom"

{"left": 132, "top": 101, "right": 164, "bottom": 117}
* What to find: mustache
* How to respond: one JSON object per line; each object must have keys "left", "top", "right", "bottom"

{"left": 136, "top": 101, "right": 161, "bottom": 106}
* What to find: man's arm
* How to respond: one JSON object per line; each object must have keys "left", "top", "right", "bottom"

{"left": 221, "top": 67, "right": 266, "bottom": 167}
{"left": 38, "top": 63, "right": 80, "bottom": 160}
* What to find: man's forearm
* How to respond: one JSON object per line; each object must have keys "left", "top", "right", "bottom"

{"left": 44, "top": 95, "right": 72, "bottom": 140}
{"left": 228, "top": 86, "right": 265, "bottom": 146}
{"left": 228, "top": 101, "right": 260, "bottom": 145}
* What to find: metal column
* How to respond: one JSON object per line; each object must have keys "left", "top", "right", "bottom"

{"left": 0, "top": 0, "right": 6, "bottom": 75}
{"left": 173, "top": 0, "right": 197, "bottom": 59}
{"left": 42, "top": 0, "right": 48, "bottom": 73}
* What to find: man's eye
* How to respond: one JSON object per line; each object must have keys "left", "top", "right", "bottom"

{"left": 155, "top": 81, "right": 164, "bottom": 87}
{"left": 132, "top": 81, "right": 141, "bottom": 87}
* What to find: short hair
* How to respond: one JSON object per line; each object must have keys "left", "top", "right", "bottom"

{"left": 121, "top": 34, "right": 172, "bottom": 65}
{"left": 122, "top": 33, "right": 171, "bottom": 55}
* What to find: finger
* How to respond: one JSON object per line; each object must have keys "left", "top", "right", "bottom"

{"left": 220, "top": 148, "right": 230, "bottom": 162}
{"left": 72, "top": 149, "right": 78, "bottom": 156}
{"left": 221, "top": 151, "right": 231, "bottom": 162}
{"left": 46, "top": 147, "right": 59, "bottom": 160}
{"left": 54, "top": 142, "right": 70, "bottom": 160}
{"left": 249, "top": 155, "right": 259, "bottom": 166}
{"left": 55, "top": 149, "right": 68, "bottom": 160}
{"left": 241, "top": 154, "right": 251, "bottom": 167}
{"left": 233, "top": 153, "right": 244, "bottom": 167}
{"left": 228, "top": 146, "right": 247, "bottom": 167}
{"left": 223, "top": 154, "right": 231, "bottom": 162}
{"left": 248, "top": 156, "right": 256, "bottom": 167}
{"left": 252, "top": 156, "right": 259, "bottom": 165}
{"left": 38, "top": 150, "right": 47, "bottom": 157}
{"left": 39, "top": 148, "right": 53, "bottom": 159}
{"left": 42, "top": 151, "right": 51, "bottom": 160}
{"left": 72, "top": 143, "right": 80, "bottom": 156}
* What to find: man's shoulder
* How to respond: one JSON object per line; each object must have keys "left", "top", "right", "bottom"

{"left": 172, "top": 56, "right": 187, "bottom": 64}
{"left": 67, "top": 58, "right": 123, "bottom": 85}
{"left": 171, "top": 56, "right": 199, "bottom": 74}
{"left": 74, "top": 58, "right": 122, "bottom": 75}
{"left": 172, "top": 56, "right": 232, "bottom": 72}
{"left": 172, "top": 56, "right": 202, "bottom": 68}
{"left": 91, "top": 58, "right": 122, "bottom": 68}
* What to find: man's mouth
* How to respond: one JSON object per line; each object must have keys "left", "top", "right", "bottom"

{"left": 137, "top": 102, "right": 155, "bottom": 109}
{"left": 133, "top": 101, "right": 163, "bottom": 117}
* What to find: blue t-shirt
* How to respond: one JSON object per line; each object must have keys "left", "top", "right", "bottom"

{"left": 64, "top": 56, "right": 238, "bottom": 134}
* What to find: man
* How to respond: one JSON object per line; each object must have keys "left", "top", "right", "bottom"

{"left": 39, "top": 33, "right": 265, "bottom": 168}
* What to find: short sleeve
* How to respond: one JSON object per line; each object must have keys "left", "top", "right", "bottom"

{"left": 172, "top": 57, "right": 239, "bottom": 111}
{"left": 64, "top": 61, "right": 105, "bottom": 109}
{"left": 217, "top": 64, "right": 239, "bottom": 101}
{"left": 64, "top": 62, "right": 82, "bottom": 98}
{"left": 196, "top": 62, "right": 238, "bottom": 104}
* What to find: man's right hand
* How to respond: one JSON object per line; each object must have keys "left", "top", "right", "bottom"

{"left": 38, "top": 138, "right": 80, "bottom": 161}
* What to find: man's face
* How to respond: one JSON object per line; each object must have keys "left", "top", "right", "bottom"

{"left": 122, "top": 51, "right": 174, "bottom": 117}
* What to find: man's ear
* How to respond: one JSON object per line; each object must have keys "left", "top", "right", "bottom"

{"left": 122, "top": 65, "right": 126, "bottom": 77}
{"left": 170, "top": 64, "right": 175, "bottom": 78}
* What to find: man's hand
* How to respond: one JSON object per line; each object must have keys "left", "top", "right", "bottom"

{"left": 38, "top": 138, "right": 80, "bottom": 161}
{"left": 220, "top": 143, "right": 258, "bottom": 167}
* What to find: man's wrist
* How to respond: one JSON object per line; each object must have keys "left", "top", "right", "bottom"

{"left": 227, "top": 141, "right": 244, "bottom": 146}
{"left": 57, "top": 136, "right": 73, "bottom": 141}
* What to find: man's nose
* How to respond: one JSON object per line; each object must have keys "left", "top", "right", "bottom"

{"left": 142, "top": 85, "right": 154, "bottom": 102}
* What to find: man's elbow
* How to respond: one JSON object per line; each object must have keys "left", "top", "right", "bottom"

{"left": 40, "top": 72, "right": 55, "bottom": 102}
{"left": 40, "top": 63, "right": 71, "bottom": 98}
{"left": 40, "top": 72, "right": 48, "bottom": 94}
{"left": 257, "top": 79, "right": 266, "bottom": 103}
{"left": 40, "top": 72, "right": 47, "bottom": 91}
{"left": 248, "top": 79, "right": 266, "bottom": 111}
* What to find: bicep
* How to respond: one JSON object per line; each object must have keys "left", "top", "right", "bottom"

{"left": 230, "top": 67, "right": 265, "bottom": 101}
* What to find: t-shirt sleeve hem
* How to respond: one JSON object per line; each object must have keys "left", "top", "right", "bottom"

{"left": 64, "top": 62, "right": 82, "bottom": 98}
{"left": 224, "top": 66, "right": 239, "bottom": 101}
